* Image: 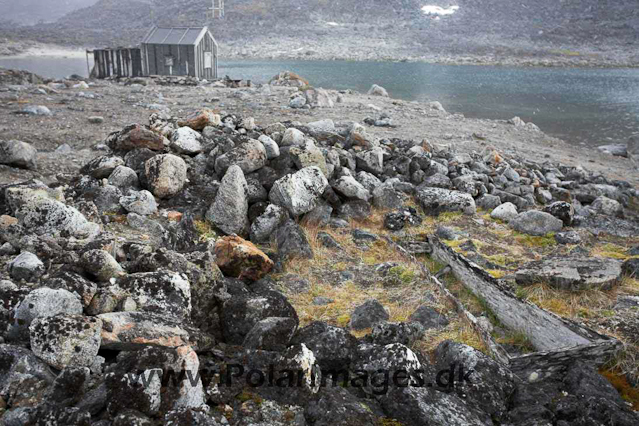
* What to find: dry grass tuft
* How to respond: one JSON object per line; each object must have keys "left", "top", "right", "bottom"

{"left": 516, "top": 283, "right": 616, "bottom": 319}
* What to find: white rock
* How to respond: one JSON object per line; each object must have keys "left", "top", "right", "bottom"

{"left": 490, "top": 202, "right": 518, "bottom": 222}
{"left": 269, "top": 166, "right": 329, "bottom": 216}
{"left": 171, "top": 127, "right": 203, "bottom": 155}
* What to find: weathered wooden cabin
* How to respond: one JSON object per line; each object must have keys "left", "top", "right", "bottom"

{"left": 141, "top": 26, "right": 218, "bottom": 80}
{"left": 88, "top": 47, "right": 144, "bottom": 79}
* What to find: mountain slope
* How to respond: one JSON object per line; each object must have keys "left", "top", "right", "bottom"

{"left": 0, "top": 0, "right": 99, "bottom": 25}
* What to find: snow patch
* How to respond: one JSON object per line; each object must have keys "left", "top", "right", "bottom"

{"left": 422, "top": 5, "right": 459, "bottom": 16}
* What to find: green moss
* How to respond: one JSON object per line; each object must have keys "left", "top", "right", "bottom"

{"left": 514, "top": 233, "right": 556, "bottom": 248}
{"left": 194, "top": 219, "right": 217, "bottom": 241}
{"left": 236, "top": 391, "right": 263, "bottom": 406}
{"left": 379, "top": 418, "right": 404, "bottom": 426}
{"left": 388, "top": 266, "right": 417, "bottom": 284}
{"left": 496, "top": 330, "right": 535, "bottom": 353}
{"left": 336, "top": 314, "right": 350, "bottom": 327}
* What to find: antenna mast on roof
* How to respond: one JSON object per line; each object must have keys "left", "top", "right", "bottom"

{"left": 207, "top": 0, "right": 224, "bottom": 19}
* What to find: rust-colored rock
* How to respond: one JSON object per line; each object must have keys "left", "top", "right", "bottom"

{"left": 177, "top": 109, "right": 221, "bottom": 131}
{"left": 214, "top": 235, "right": 274, "bottom": 281}
{"left": 167, "top": 211, "right": 183, "bottom": 222}
{"left": 108, "top": 124, "right": 168, "bottom": 151}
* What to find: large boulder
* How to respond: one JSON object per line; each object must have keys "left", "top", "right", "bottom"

{"left": 515, "top": 257, "right": 622, "bottom": 290}
{"left": 355, "top": 148, "right": 384, "bottom": 175}
{"left": 177, "top": 109, "right": 220, "bottom": 130}
{"left": 490, "top": 202, "right": 518, "bottom": 222}
{"left": 119, "top": 190, "right": 158, "bottom": 216}
{"left": 0, "top": 140, "right": 37, "bottom": 169}
{"left": 332, "top": 175, "right": 371, "bottom": 201}
{"left": 214, "top": 139, "right": 267, "bottom": 175}
{"left": 30, "top": 314, "right": 102, "bottom": 370}
{"left": 221, "top": 291, "right": 298, "bottom": 345}
{"left": 8, "top": 287, "right": 82, "bottom": 341}
{"left": 349, "top": 299, "right": 389, "bottom": 330}
{"left": 145, "top": 154, "right": 188, "bottom": 199}
{"left": 8, "top": 251, "right": 45, "bottom": 281}
{"left": 272, "top": 220, "right": 314, "bottom": 260}
{"left": 206, "top": 165, "right": 249, "bottom": 236}
{"left": 291, "top": 322, "right": 359, "bottom": 371}
{"left": 214, "top": 235, "right": 274, "bottom": 281}
{"left": 417, "top": 187, "right": 476, "bottom": 216}
{"left": 170, "top": 127, "right": 202, "bottom": 155}
{"left": 590, "top": 196, "right": 623, "bottom": 217}
{"left": 242, "top": 317, "right": 298, "bottom": 351}
{"left": 290, "top": 140, "right": 328, "bottom": 176}
{"left": 269, "top": 166, "right": 329, "bottom": 216}
{"left": 510, "top": 210, "right": 563, "bottom": 236}
{"left": 80, "top": 155, "right": 124, "bottom": 179}
{"left": 106, "top": 123, "right": 169, "bottom": 152}
{"left": 117, "top": 272, "right": 192, "bottom": 320}
{"left": 249, "top": 204, "right": 288, "bottom": 243}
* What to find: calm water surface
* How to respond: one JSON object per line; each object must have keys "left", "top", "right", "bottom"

{"left": 2, "top": 56, "right": 639, "bottom": 147}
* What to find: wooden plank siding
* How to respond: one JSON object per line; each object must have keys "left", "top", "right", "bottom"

{"left": 92, "top": 48, "right": 144, "bottom": 79}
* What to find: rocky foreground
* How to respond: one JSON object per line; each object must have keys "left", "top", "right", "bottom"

{"left": 0, "top": 71, "right": 638, "bottom": 425}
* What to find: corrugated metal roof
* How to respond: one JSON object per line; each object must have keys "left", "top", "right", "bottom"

{"left": 142, "top": 27, "right": 209, "bottom": 46}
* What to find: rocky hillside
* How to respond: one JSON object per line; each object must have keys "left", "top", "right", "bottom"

{"left": 0, "top": 72, "right": 639, "bottom": 424}
{"left": 0, "top": 0, "right": 99, "bottom": 25}
{"left": 1, "top": 0, "right": 638, "bottom": 62}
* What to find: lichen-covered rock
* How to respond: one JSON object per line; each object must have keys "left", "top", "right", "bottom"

{"left": 337, "top": 200, "right": 372, "bottom": 220}
{"left": 221, "top": 291, "right": 298, "bottom": 345}
{"left": 145, "top": 154, "right": 187, "bottom": 199}
{"left": 355, "top": 148, "right": 384, "bottom": 175}
{"left": 119, "top": 190, "right": 158, "bottom": 216}
{"left": 349, "top": 299, "right": 389, "bottom": 330}
{"left": 108, "top": 165, "right": 140, "bottom": 188}
{"left": 8, "top": 251, "right": 45, "bottom": 281}
{"left": 9, "top": 287, "right": 83, "bottom": 341}
{"left": 590, "top": 195, "right": 623, "bottom": 217}
{"left": 409, "top": 305, "right": 449, "bottom": 329}
{"left": 0, "top": 140, "right": 37, "bottom": 170}
{"left": 543, "top": 201, "right": 574, "bottom": 226}
{"left": 516, "top": 257, "right": 622, "bottom": 290}
{"left": 305, "top": 387, "right": 379, "bottom": 426}
{"left": 6, "top": 187, "right": 100, "bottom": 239}
{"left": 333, "top": 175, "right": 371, "bottom": 201}
{"left": 106, "top": 123, "right": 169, "bottom": 152}
{"left": 290, "top": 139, "right": 329, "bottom": 176}
{"left": 269, "top": 166, "right": 329, "bottom": 216}
{"left": 30, "top": 314, "right": 102, "bottom": 370}
{"left": 242, "top": 317, "right": 298, "bottom": 351}
{"left": 280, "top": 128, "right": 305, "bottom": 147}
{"left": 510, "top": 210, "right": 563, "bottom": 236}
{"left": 206, "top": 165, "right": 249, "bottom": 236}
{"left": 171, "top": 127, "right": 203, "bottom": 155}
{"left": 491, "top": 202, "right": 518, "bottom": 221}
{"left": 272, "top": 219, "right": 313, "bottom": 260}
{"left": 214, "top": 139, "right": 267, "bottom": 175}
{"left": 370, "top": 322, "right": 424, "bottom": 346}
{"left": 290, "top": 322, "right": 358, "bottom": 371}
{"left": 417, "top": 187, "right": 476, "bottom": 216}
{"left": 80, "top": 249, "right": 124, "bottom": 282}
{"left": 214, "top": 235, "right": 274, "bottom": 281}
{"left": 435, "top": 340, "right": 516, "bottom": 421}
{"left": 117, "top": 272, "right": 192, "bottom": 320}
{"left": 250, "top": 204, "right": 288, "bottom": 243}
{"left": 98, "top": 312, "right": 213, "bottom": 351}
{"left": 80, "top": 155, "right": 125, "bottom": 179}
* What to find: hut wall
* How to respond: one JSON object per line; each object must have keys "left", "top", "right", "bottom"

{"left": 93, "top": 48, "right": 143, "bottom": 79}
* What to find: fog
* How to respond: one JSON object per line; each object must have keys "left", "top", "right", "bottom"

{"left": 0, "top": 0, "right": 99, "bottom": 25}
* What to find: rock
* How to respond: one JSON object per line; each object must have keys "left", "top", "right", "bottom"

{"left": 355, "top": 148, "right": 384, "bottom": 175}
{"left": 367, "top": 84, "right": 389, "bottom": 97}
{"left": 291, "top": 322, "right": 358, "bottom": 371}
{"left": 272, "top": 220, "right": 313, "bottom": 260}
{"left": 88, "top": 116, "right": 104, "bottom": 124}
{"left": 0, "top": 344, "right": 57, "bottom": 408}
{"left": 214, "top": 139, "right": 267, "bottom": 175}
{"left": 258, "top": 134, "right": 280, "bottom": 159}
{"left": 332, "top": 175, "right": 371, "bottom": 201}
{"left": 417, "top": 187, "right": 476, "bottom": 216}
{"left": 145, "top": 154, "right": 187, "bottom": 199}
{"left": 305, "top": 87, "right": 334, "bottom": 108}
{"left": 9, "top": 287, "right": 83, "bottom": 341}
{"left": 510, "top": 210, "right": 564, "bottom": 236}
{"left": 590, "top": 196, "right": 623, "bottom": 217}
{"left": 305, "top": 387, "right": 378, "bottom": 426}
{"left": 621, "top": 258, "right": 639, "bottom": 278}
{"left": 316, "top": 231, "right": 341, "bottom": 250}
{"left": 80, "top": 249, "right": 124, "bottom": 282}
{"left": 349, "top": 299, "right": 389, "bottom": 330}
{"left": 477, "top": 194, "right": 502, "bottom": 210}
{"left": 409, "top": 305, "right": 449, "bottom": 329}
{"left": 119, "top": 190, "right": 158, "bottom": 215}
{"left": 291, "top": 140, "right": 329, "bottom": 175}
{"left": 337, "top": 200, "right": 372, "bottom": 220}
{"left": 370, "top": 322, "right": 424, "bottom": 346}
{"left": 30, "top": 315, "right": 102, "bottom": 370}
{"left": 280, "top": 128, "right": 305, "bottom": 147}
{"left": 516, "top": 257, "right": 622, "bottom": 290}
{"left": 242, "top": 317, "right": 298, "bottom": 351}
{"left": 543, "top": 201, "right": 574, "bottom": 226}
{"left": 373, "top": 183, "right": 406, "bottom": 209}
{"left": 598, "top": 144, "right": 628, "bottom": 157}
{"left": 170, "top": 127, "right": 202, "bottom": 155}
{"left": 307, "top": 119, "right": 335, "bottom": 133}
{"left": 177, "top": 109, "right": 220, "bottom": 130}
{"left": 206, "top": 165, "right": 249, "bottom": 236}
{"left": 108, "top": 165, "right": 139, "bottom": 188}
{"left": 555, "top": 231, "right": 581, "bottom": 245}
{"left": 107, "top": 124, "right": 168, "bottom": 152}
{"left": 80, "top": 155, "right": 125, "bottom": 179}
{"left": 270, "top": 71, "right": 309, "bottom": 87}
{"left": 349, "top": 123, "right": 375, "bottom": 148}
{"left": 0, "top": 140, "right": 38, "bottom": 170}
{"left": 289, "top": 95, "right": 307, "bottom": 109}
{"left": 301, "top": 204, "right": 333, "bottom": 227}
{"left": 118, "top": 272, "right": 191, "bottom": 320}
{"left": 351, "top": 229, "right": 378, "bottom": 242}
{"left": 214, "top": 235, "right": 274, "bottom": 281}
{"left": 98, "top": 312, "right": 212, "bottom": 351}
{"left": 250, "top": 204, "right": 288, "bottom": 243}
{"left": 435, "top": 340, "right": 516, "bottom": 421}
{"left": 221, "top": 291, "right": 298, "bottom": 345}
{"left": 269, "top": 166, "right": 329, "bottom": 216}
{"left": 9, "top": 251, "right": 45, "bottom": 281}
{"left": 490, "top": 202, "right": 518, "bottom": 221}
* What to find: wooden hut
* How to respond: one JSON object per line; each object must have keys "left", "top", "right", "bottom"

{"left": 89, "top": 47, "right": 144, "bottom": 79}
{"left": 141, "top": 26, "right": 218, "bottom": 80}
